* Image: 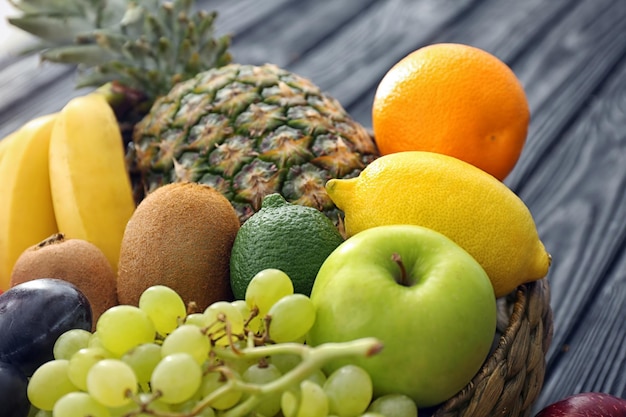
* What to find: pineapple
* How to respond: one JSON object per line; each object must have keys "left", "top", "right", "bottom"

{"left": 8, "top": 0, "right": 379, "bottom": 223}
{"left": 131, "top": 63, "right": 378, "bottom": 222}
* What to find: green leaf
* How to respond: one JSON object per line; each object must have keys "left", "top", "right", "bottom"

{"left": 41, "top": 44, "right": 113, "bottom": 65}
{"left": 8, "top": 14, "right": 95, "bottom": 43}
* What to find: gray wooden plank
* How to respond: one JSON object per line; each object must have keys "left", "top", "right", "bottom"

{"left": 0, "top": 61, "right": 83, "bottom": 137}
{"left": 501, "top": 1, "right": 626, "bottom": 408}
{"left": 206, "top": 0, "right": 302, "bottom": 38}
{"left": 507, "top": 0, "right": 626, "bottom": 191}
{"left": 535, "top": 266, "right": 626, "bottom": 409}
{"left": 502, "top": 0, "right": 626, "bottom": 369}
{"left": 344, "top": 0, "right": 578, "bottom": 127}
{"left": 224, "top": 0, "right": 380, "bottom": 68}
{"left": 287, "top": 0, "right": 484, "bottom": 124}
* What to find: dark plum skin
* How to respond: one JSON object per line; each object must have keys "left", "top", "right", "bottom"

{"left": 0, "top": 278, "right": 92, "bottom": 376}
{"left": 535, "top": 392, "right": 626, "bottom": 417}
{"left": 0, "top": 361, "right": 31, "bottom": 417}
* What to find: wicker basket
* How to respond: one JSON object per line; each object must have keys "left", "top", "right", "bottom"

{"left": 431, "top": 278, "right": 553, "bottom": 417}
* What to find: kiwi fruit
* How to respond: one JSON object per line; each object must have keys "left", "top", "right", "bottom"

{"left": 117, "top": 182, "right": 240, "bottom": 311}
{"left": 10, "top": 233, "right": 118, "bottom": 327}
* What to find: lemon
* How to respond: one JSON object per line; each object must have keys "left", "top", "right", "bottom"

{"left": 229, "top": 193, "right": 345, "bottom": 299}
{"left": 326, "top": 151, "right": 551, "bottom": 297}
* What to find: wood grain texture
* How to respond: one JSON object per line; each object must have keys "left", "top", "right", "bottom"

{"left": 316, "top": 0, "right": 577, "bottom": 127}
{"left": 288, "top": 0, "right": 481, "bottom": 119}
{"left": 220, "top": 0, "right": 382, "bottom": 68}
{"left": 524, "top": 49, "right": 626, "bottom": 411}
{"left": 537, "top": 277, "right": 626, "bottom": 407}
{"left": 504, "top": 0, "right": 626, "bottom": 373}
{"left": 0, "top": 0, "right": 624, "bottom": 412}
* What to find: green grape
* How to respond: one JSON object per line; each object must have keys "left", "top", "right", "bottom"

{"left": 281, "top": 380, "right": 329, "bottom": 417}
{"left": 52, "top": 392, "right": 110, "bottom": 417}
{"left": 243, "top": 362, "right": 283, "bottom": 417}
{"left": 170, "top": 390, "right": 216, "bottom": 417}
{"left": 53, "top": 329, "right": 92, "bottom": 360}
{"left": 161, "top": 324, "right": 211, "bottom": 364}
{"left": 171, "top": 400, "right": 216, "bottom": 417}
{"left": 203, "top": 301, "right": 245, "bottom": 345}
{"left": 87, "top": 332, "right": 106, "bottom": 349}
{"left": 200, "top": 369, "right": 243, "bottom": 410}
{"left": 297, "top": 380, "right": 329, "bottom": 417}
{"left": 244, "top": 269, "right": 294, "bottom": 315}
{"left": 27, "top": 359, "right": 78, "bottom": 411}
{"left": 324, "top": 365, "right": 373, "bottom": 417}
{"left": 86, "top": 359, "right": 138, "bottom": 407}
{"left": 305, "top": 368, "right": 327, "bottom": 387}
{"left": 151, "top": 353, "right": 202, "bottom": 404}
{"left": 367, "top": 393, "right": 418, "bottom": 417}
{"left": 110, "top": 393, "right": 171, "bottom": 417}
{"left": 195, "top": 407, "right": 217, "bottom": 417}
{"left": 231, "top": 299, "right": 263, "bottom": 334}
{"left": 281, "top": 390, "right": 299, "bottom": 417}
{"left": 32, "top": 408, "right": 52, "bottom": 417}
{"left": 270, "top": 353, "right": 302, "bottom": 374}
{"left": 360, "top": 413, "right": 386, "bottom": 417}
{"left": 121, "top": 342, "right": 162, "bottom": 384}
{"left": 220, "top": 350, "right": 261, "bottom": 375}
{"left": 67, "top": 347, "right": 112, "bottom": 390}
{"left": 96, "top": 305, "right": 156, "bottom": 356}
{"left": 185, "top": 312, "right": 210, "bottom": 327}
{"left": 267, "top": 294, "right": 316, "bottom": 343}
{"left": 138, "top": 285, "right": 187, "bottom": 336}
{"left": 230, "top": 299, "right": 247, "bottom": 313}
{"left": 242, "top": 361, "right": 283, "bottom": 383}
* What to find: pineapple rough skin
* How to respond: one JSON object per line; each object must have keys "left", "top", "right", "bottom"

{"left": 129, "top": 63, "right": 379, "bottom": 223}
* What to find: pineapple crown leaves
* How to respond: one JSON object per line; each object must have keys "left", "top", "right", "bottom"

{"left": 8, "top": 0, "right": 232, "bottom": 103}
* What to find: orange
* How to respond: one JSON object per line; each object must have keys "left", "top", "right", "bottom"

{"left": 372, "top": 43, "right": 530, "bottom": 181}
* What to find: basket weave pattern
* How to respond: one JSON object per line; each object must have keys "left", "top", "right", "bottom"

{"left": 434, "top": 278, "right": 553, "bottom": 417}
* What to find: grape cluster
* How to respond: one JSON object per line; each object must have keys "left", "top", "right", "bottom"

{"left": 26, "top": 269, "right": 418, "bottom": 417}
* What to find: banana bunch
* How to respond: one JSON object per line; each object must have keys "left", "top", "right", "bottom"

{"left": 0, "top": 115, "right": 58, "bottom": 289}
{"left": 0, "top": 93, "right": 136, "bottom": 290}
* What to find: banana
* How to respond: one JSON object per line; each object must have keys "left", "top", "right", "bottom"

{"left": 0, "top": 115, "right": 58, "bottom": 290}
{"left": 0, "top": 131, "right": 19, "bottom": 165}
{"left": 49, "top": 93, "right": 136, "bottom": 272}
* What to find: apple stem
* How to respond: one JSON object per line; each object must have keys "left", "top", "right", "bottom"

{"left": 392, "top": 253, "right": 410, "bottom": 286}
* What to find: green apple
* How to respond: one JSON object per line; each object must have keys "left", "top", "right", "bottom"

{"left": 306, "top": 224, "right": 497, "bottom": 408}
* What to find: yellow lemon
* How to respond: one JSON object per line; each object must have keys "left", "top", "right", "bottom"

{"left": 326, "top": 151, "right": 550, "bottom": 297}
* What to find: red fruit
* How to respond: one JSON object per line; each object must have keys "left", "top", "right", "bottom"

{"left": 535, "top": 392, "right": 626, "bottom": 417}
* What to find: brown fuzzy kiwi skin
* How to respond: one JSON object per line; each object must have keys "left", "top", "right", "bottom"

{"left": 117, "top": 182, "right": 240, "bottom": 311}
{"left": 10, "top": 233, "right": 118, "bottom": 327}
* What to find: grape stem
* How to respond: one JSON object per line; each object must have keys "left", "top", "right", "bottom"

{"left": 148, "top": 337, "right": 383, "bottom": 417}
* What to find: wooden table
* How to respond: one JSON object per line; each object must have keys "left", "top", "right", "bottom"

{"left": 1, "top": 0, "right": 625, "bottom": 414}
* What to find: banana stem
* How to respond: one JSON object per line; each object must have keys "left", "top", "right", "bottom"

{"left": 95, "top": 82, "right": 152, "bottom": 143}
